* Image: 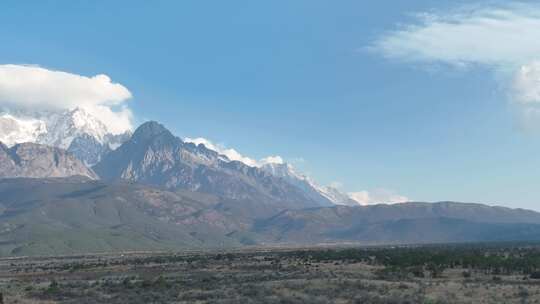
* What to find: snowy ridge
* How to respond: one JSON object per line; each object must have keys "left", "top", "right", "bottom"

{"left": 0, "top": 107, "right": 131, "bottom": 165}
{"left": 260, "top": 162, "right": 360, "bottom": 206}
{"left": 316, "top": 185, "right": 359, "bottom": 206}
{"left": 0, "top": 113, "right": 47, "bottom": 146}
{"left": 36, "top": 108, "right": 110, "bottom": 149}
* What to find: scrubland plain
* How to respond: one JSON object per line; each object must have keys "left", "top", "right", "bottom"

{"left": 2, "top": 243, "right": 540, "bottom": 303}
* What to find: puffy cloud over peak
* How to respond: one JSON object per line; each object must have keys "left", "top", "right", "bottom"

{"left": 184, "top": 136, "right": 277, "bottom": 168}
{"left": 260, "top": 156, "right": 284, "bottom": 165}
{"left": 0, "top": 64, "right": 133, "bottom": 133}
{"left": 184, "top": 137, "right": 287, "bottom": 168}
{"left": 349, "top": 189, "right": 409, "bottom": 206}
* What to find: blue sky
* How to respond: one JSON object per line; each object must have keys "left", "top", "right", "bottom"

{"left": 1, "top": 1, "right": 540, "bottom": 209}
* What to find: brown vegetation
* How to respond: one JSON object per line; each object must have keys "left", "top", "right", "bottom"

{"left": 1, "top": 243, "right": 540, "bottom": 303}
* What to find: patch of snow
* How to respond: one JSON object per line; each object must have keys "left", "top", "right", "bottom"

{"left": 36, "top": 107, "right": 110, "bottom": 149}
{"left": 0, "top": 113, "right": 47, "bottom": 146}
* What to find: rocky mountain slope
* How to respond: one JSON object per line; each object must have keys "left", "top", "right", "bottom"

{"left": 93, "top": 121, "right": 331, "bottom": 209}
{"left": 0, "top": 178, "right": 247, "bottom": 256}
{"left": 0, "top": 142, "right": 98, "bottom": 179}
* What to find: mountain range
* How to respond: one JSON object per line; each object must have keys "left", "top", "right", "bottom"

{"left": 0, "top": 109, "right": 353, "bottom": 205}
{"left": 2, "top": 177, "right": 540, "bottom": 256}
{"left": 93, "top": 121, "right": 334, "bottom": 209}
{"left": 1, "top": 109, "right": 540, "bottom": 256}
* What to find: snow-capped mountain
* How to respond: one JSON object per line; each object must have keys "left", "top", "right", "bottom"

{"left": 93, "top": 121, "right": 330, "bottom": 209}
{"left": 260, "top": 162, "right": 359, "bottom": 206}
{"left": 0, "top": 108, "right": 131, "bottom": 165}
{"left": 0, "top": 108, "right": 360, "bottom": 205}
{"left": 36, "top": 108, "right": 110, "bottom": 149}
{"left": 316, "top": 185, "right": 360, "bottom": 206}
{"left": 260, "top": 162, "right": 334, "bottom": 206}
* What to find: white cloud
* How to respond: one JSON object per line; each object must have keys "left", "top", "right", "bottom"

{"left": 372, "top": 4, "right": 540, "bottom": 67}
{"left": 260, "top": 155, "right": 284, "bottom": 165}
{"left": 184, "top": 137, "right": 284, "bottom": 168}
{"left": 329, "top": 181, "right": 344, "bottom": 189}
{"left": 513, "top": 61, "right": 540, "bottom": 104}
{"left": 371, "top": 3, "right": 540, "bottom": 119}
{"left": 349, "top": 189, "right": 409, "bottom": 206}
{"left": 0, "top": 64, "right": 133, "bottom": 133}
{"left": 184, "top": 137, "right": 256, "bottom": 166}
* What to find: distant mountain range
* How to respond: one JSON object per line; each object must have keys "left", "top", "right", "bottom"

{"left": 1, "top": 110, "right": 540, "bottom": 256}
{"left": 1, "top": 177, "right": 540, "bottom": 256}
{"left": 254, "top": 202, "right": 540, "bottom": 244}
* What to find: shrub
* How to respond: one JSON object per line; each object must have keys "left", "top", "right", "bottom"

{"left": 46, "top": 280, "right": 60, "bottom": 294}
{"left": 410, "top": 266, "right": 425, "bottom": 278}
{"left": 529, "top": 271, "right": 540, "bottom": 279}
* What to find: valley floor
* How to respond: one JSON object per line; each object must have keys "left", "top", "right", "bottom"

{"left": 1, "top": 244, "right": 540, "bottom": 303}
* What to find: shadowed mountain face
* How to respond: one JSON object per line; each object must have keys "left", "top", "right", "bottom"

{"left": 0, "top": 177, "right": 265, "bottom": 256}
{"left": 0, "top": 142, "right": 98, "bottom": 179}
{"left": 2, "top": 178, "right": 540, "bottom": 256}
{"left": 93, "top": 121, "right": 331, "bottom": 209}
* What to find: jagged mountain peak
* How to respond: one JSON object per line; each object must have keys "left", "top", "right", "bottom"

{"left": 131, "top": 121, "right": 173, "bottom": 142}
{"left": 126, "top": 122, "right": 222, "bottom": 166}
{"left": 94, "top": 122, "right": 329, "bottom": 209}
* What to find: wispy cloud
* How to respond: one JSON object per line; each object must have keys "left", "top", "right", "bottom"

{"left": 372, "top": 3, "right": 540, "bottom": 68}
{"left": 371, "top": 3, "right": 540, "bottom": 124}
